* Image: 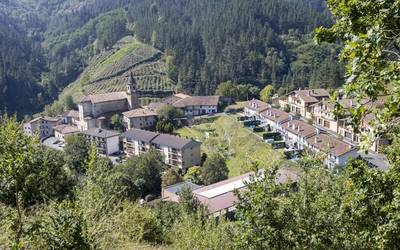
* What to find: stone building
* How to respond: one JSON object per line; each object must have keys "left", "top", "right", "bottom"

{"left": 77, "top": 73, "right": 140, "bottom": 131}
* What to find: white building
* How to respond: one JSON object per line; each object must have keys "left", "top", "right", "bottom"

{"left": 306, "top": 133, "right": 359, "bottom": 168}
{"left": 61, "top": 110, "right": 80, "bottom": 126}
{"left": 54, "top": 124, "right": 80, "bottom": 141}
{"left": 173, "top": 96, "right": 220, "bottom": 117}
{"left": 81, "top": 128, "right": 120, "bottom": 156}
{"left": 244, "top": 99, "right": 271, "bottom": 119}
{"left": 122, "top": 108, "right": 158, "bottom": 130}
{"left": 24, "top": 116, "right": 61, "bottom": 139}
{"left": 259, "top": 107, "right": 291, "bottom": 132}
{"left": 77, "top": 74, "right": 140, "bottom": 131}
{"left": 122, "top": 128, "right": 201, "bottom": 170}
{"left": 279, "top": 89, "right": 329, "bottom": 118}
{"left": 280, "top": 120, "right": 317, "bottom": 150}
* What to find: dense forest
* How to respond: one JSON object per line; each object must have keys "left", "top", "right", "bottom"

{"left": 0, "top": 0, "right": 343, "bottom": 117}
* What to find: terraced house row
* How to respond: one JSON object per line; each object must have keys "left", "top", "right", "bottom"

{"left": 245, "top": 89, "right": 387, "bottom": 169}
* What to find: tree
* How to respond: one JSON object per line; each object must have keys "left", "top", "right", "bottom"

{"left": 178, "top": 187, "right": 203, "bottom": 215}
{"left": 215, "top": 81, "right": 239, "bottom": 100}
{"left": 64, "top": 135, "right": 90, "bottom": 174}
{"left": 260, "top": 85, "right": 274, "bottom": 103}
{"left": 64, "top": 95, "right": 75, "bottom": 110}
{"left": 157, "top": 104, "right": 184, "bottom": 122}
{"left": 200, "top": 154, "right": 229, "bottom": 185}
{"left": 31, "top": 201, "right": 91, "bottom": 249}
{"left": 162, "top": 168, "right": 183, "bottom": 187}
{"left": 315, "top": 0, "right": 400, "bottom": 148}
{"left": 156, "top": 119, "right": 174, "bottom": 134}
{"left": 110, "top": 114, "right": 125, "bottom": 132}
{"left": 0, "top": 116, "right": 74, "bottom": 244}
{"left": 115, "top": 150, "right": 165, "bottom": 200}
{"left": 184, "top": 166, "right": 202, "bottom": 185}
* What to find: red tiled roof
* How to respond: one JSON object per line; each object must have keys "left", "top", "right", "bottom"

{"left": 54, "top": 124, "right": 80, "bottom": 135}
{"left": 307, "top": 133, "right": 356, "bottom": 157}
{"left": 281, "top": 120, "right": 317, "bottom": 138}
{"left": 245, "top": 99, "right": 271, "bottom": 113}
{"left": 260, "top": 108, "right": 290, "bottom": 124}
{"left": 173, "top": 96, "right": 220, "bottom": 108}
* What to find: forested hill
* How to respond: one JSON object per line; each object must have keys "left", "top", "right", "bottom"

{"left": 0, "top": 0, "right": 343, "bottom": 117}
{"left": 0, "top": 10, "right": 46, "bottom": 116}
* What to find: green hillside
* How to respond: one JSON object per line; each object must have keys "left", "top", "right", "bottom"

{"left": 60, "top": 36, "right": 175, "bottom": 102}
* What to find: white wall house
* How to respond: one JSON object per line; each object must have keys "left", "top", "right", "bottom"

{"left": 280, "top": 120, "right": 317, "bottom": 150}
{"left": 306, "top": 133, "right": 359, "bottom": 168}
{"left": 24, "top": 116, "right": 61, "bottom": 139}
{"left": 173, "top": 96, "right": 220, "bottom": 117}
{"left": 122, "top": 108, "right": 157, "bottom": 130}
{"left": 259, "top": 107, "right": 291, "bottom": 132}
{"left": 244, "top": 99, "right": 270, "bottom": 119}
{"left": 280, "top": 89, "right": 329, "bottom": 118}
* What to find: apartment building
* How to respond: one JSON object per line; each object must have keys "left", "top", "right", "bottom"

{"left": 24, "top": 116, "right": 61, "bottom": 139}
{"left": 122, "top": 128, "right": 201, "bottom": 170}
{"left": 81, "top": 128, "right": 120, "bottom": 156}
{"left": 280, "top": 89, "right": 329, "bottom": 118}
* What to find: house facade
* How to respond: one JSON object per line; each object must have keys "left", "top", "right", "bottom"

{"left": 244, "top": 99, "right": 270, "bottom": 119}
{"left": 280, "top": 89, "right": 329, "bottom": 118}
{"left": 122, "top": 128, "right": 202, "bottom": 170}
{"left": 306, "top": 133, "right": 359, "bottom": 168}
{"left": 259, "top": 107, "right": 291, "bottom": 132}
{"left": 173, "top": 96, "right": 220, "bottom": 117}
{"left": 81, "top": 128, "right": 120, "bottom": 156}
{"left": 24, "top": 116, "right": 61, "bottom": 139}
{"left": 122, "top": 108, "right": 157, "bottom": 130}
{"left": 280, "top": 120, "right": 317, "bottom": 150}
{"left": 54, "top": 124, "right": 80, "bottom": 141}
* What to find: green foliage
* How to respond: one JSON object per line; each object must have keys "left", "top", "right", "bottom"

{"left": 260, "top": 85, "right": 274, "bottom": 103}
{"left": 178, "top": 187, "right": 204, "bottom": 215}
{"left": 215, "top": 81, "right": 259, "bottom": 102}
{"left": 184, "top": 166, "right": 203, "bottom": 185}
{"left": 64, "top": 135, "right": 90, "bottom": 174}
{"left": 31, "top": 201, "right": 91, "bottom": 249}
{"left": 114, "top": 150, "right": 165, "bottom": 200}
{"left": 157, "top": 104, "right": 184, "bottom": 121}
{"left": 156, "top": 119, "right": 174, "bottom": 134}
{"left": 162, "top": 168, "right": 183, "bottom": 187}
{"left": 315, "top": 0, "right": 400, "bottom": 147}
{"left": 0, "top": 116, "right": 73, "bottom": 208}
{"left": 200, "top": 154, "right": 229, "bottom": 185}
{"left": 110, "top": 114, "right": 125, "bottom": 132}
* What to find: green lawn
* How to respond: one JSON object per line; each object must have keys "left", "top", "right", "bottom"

{"left": 176, "top": 115, "right": 286, "bottom": 177}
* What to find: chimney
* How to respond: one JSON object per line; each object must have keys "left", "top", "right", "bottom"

{"left": 316, "top": 128, "right": 320, "bottom": 135}
{"left": 315, "top": 137, "right": 319, "bottom": 143}
{"left": 297, "top": 126, "right": 301, "bottom": 132}
{"left": 289, "top": 115, "right": 293, "bottom": 120}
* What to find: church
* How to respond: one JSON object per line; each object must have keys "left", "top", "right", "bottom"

{"left": 77, "top": 73, "right": 140, "bottom": 131}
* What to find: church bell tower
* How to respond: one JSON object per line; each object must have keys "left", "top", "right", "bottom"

{"left": 127, "top": 72, "right": 140, "bottom": 109}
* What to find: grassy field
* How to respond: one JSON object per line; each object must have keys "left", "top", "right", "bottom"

{"left": 177, "top": 115, "right": 286, "bottom": 177}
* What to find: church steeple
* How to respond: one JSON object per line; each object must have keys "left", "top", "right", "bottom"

{"left": 126, "top": 72, "right": 139, "bottom": 110}
{"left": 127, "top": 72, "right": 137, "bottom": 94}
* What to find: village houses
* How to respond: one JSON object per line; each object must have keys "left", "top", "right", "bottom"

{"left": 24, "top": 115, "right": 61, "bottom": 139}
{"left": 81, "top": 128, "right": 120, "bottom": 156}
{"left": 244, "top": 99, "right": 271, "bottom": 119}
{"left": 122, "top": 108, "right": 158, "bottom": 130}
